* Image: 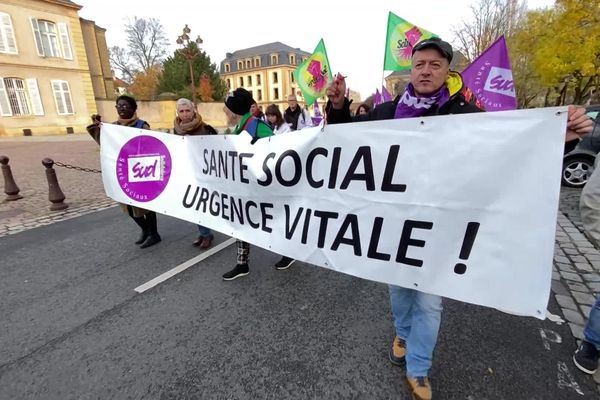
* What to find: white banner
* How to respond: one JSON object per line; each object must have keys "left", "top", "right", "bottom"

{"left": 100, "top": 107, "right": 568, "bottom": 319}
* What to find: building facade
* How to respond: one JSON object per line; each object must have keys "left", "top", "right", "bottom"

{"left": 0, "top": 0, "right": 115, "bottom": 136}
{"left": 220, "top": 42, "right": 313, "bottom": 111}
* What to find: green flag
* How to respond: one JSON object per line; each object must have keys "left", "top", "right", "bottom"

{"left": 294, "top": 39, "right": 333, "bottom": 107}
{"left": 383, "top": 12, "right": 438, "bottom": 71}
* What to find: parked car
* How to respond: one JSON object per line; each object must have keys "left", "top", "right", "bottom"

{"left": 562, "top": 105, "right": 600, "bottom": 188}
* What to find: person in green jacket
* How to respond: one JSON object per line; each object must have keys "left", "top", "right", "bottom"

{"left": 221, "top": 88, "right": 273, "bottom": 280}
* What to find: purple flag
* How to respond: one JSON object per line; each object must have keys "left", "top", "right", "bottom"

{"left": 373, "top": 89, "right": 382, "bottom": 108}
{"left": 461, "top": 35, "right": 517, "bottom": 111}
{"left": 312, "top": 99, "right": 323, "bottom": 125}
{"left": 382, "top": 86, "right": 393, "bottom": 102}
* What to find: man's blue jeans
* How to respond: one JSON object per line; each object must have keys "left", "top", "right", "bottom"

{"left": 584, "top": 294, "right": 600, "bottom": 349}
{"left": 197, "top": 225, "right": 212, "bottom": 237}
{"left": 389, "top": 285, "right": 443, "bottom": 377}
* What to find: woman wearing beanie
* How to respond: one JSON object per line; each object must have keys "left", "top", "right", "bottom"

{"left": 86, "top": 95, "right": 162, "bottom": 249}
{"left": 173, "top": 98, "right": 217, "bottom": 249}
{"left": 221, "top": 88, "right": 273, "bottom": 280}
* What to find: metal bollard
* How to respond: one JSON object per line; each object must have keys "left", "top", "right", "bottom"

{"left": 42, "top": 158, "right": 68, "bottom": 211}
{"left": 0, "top": 155, "right": 23, "bottom": 201}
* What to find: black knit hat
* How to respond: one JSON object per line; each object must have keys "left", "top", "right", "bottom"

{"left": 224, "top": 88, "right": 254, "bottom": 116}
{"left": 412, "top": 37, "right": 453, "bottom": 63}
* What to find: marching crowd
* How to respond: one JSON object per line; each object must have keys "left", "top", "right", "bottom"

{"left": 87, "top": 37, "right": 596, "bottom": 400}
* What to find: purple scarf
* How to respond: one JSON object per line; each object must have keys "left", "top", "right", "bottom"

{"left": 394, "top": 83, "right": 450, "bottom": 119}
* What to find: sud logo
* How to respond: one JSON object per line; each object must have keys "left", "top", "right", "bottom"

{"left": 127, "top": 155, "right": 164, "bottom": 182}
{"left": 116, "top": 135, "right": 172, "bottom": 203}
{"left": 484, "top": 67, "right": 515, "bottom": 97}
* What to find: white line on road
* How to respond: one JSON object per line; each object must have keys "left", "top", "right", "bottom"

{"left": 134, "top": 237, "right": 236, "bottom": 293}
{"left": 546, "top": 310, "right": 566, "bottom": 325}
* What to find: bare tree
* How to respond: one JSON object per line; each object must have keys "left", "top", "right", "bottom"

{"left": 109, "top": 17, "right": 169, "bottom": 83}
{"left": 109, "top": 46, "right": 135, "bottom": 83}
{"left": 452, "top": 0, "right": 527, "bottom": 62}
{"left": 125, "top": 17, "right": 169, "bottom": 71}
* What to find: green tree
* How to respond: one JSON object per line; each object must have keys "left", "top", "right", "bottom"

{"left": 524, "top": 0, "right": 600, "bottom": 105}
{"left": 507, "top": 9, "right": 550, "bottom": 108}
{"left": 157, "top": 42, "right": 227, "bottom": 101}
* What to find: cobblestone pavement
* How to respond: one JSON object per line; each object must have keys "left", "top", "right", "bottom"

{"left": 1, "top": 136, "right": 600, "bottom": 385}
{"left": 555, "top": 187, "right": 600, "bottom": 384}
{"left": 0, "top": 134, "right": 115, "bottom": 237}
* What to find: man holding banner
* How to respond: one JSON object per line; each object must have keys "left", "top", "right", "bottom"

{"left": 326, "top": 37, "right": 593, "bottom": 400}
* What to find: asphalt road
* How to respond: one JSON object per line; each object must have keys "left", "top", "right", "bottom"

{"left": 0, "top": 207, "right": 597, "bottom": 399}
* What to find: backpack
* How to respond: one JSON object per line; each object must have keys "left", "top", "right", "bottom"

{"left": 241, "top": 116, "right": 271, "bottom": 138}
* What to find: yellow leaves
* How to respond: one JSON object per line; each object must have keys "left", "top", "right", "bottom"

{"left": 129, "top": 65, "right": 161, "bottom": 101}
{"left": 197, "top": 73, "right": 214, "bottom": 102}
{"left": 513, "top": 0, "right": 600, "bottom": 87}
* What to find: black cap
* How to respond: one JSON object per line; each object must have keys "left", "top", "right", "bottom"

{"left": 224, "top": 88, "right": 254, "bottom": 116}
{"left": 412, "top": 37, "right": 453, "bottom": 63}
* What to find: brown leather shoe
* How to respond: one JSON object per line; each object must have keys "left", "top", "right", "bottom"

{"left": 389, "top": 336, "right": 406, "bottom": 365}
{"left": 199, "top": 234, "right": 213, "bottom": 249}
{"left": 406, "top": 376, "right": 432, "bottom": 400}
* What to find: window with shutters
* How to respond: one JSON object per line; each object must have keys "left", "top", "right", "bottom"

{"left": 256, "top": 74, "right": 261, "bottom": 85}
{"left": 0, "top": 77, "right": 44, "bottom": 117}
{"left": 57, "top": 23, "right": 72, "bottom": 59}
{"left": 0, "top": 13, "right": 17, "bottom": 54}
{"left": 31, "top": 19, "right": 72, "bottom": 59}
{"left": 3, "top": 78, "right": 31, "bottom": 115}
{"left": 247, "top": 75, "right": 252, "bottom": 86}
{"left": 272, "top": 72, "right": 278, "bottom": 84}
{"left": 31, "top": 19, "right": 60, "bottom": 57}
{"left": 51, "top": 80, "right": 74, "bottom": 115}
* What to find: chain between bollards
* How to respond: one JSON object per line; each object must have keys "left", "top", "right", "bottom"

{"left": 53, "top": 161, "right": 101, "bottom": 174}
{"left": 42, "top": 158, "right": 69, "bottom": 211}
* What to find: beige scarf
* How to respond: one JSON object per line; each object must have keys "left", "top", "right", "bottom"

{"left": 174, "top": 113, "right": 204, "bottom": 135}
{"left": 117, "top": 112, "right": 141, "bottom": 127}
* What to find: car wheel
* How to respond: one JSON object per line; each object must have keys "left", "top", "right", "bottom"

{"left": 562, "top": 156, "right": 595, "bottom": 188}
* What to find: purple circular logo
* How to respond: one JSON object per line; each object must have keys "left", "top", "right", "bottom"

{"left": 116, "top": 135, "right": 172, "bottom": 202}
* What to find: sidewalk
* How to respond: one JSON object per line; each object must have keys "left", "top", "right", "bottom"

{"left": 0, "top": 134, "right": 115, "bottom": 237}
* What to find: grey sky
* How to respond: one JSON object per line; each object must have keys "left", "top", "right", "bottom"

{"left": 76, "top": 0, "right": 553, "bottom": 99}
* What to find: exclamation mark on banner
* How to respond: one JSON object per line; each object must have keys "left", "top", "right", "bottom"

{"left": 454, "top": 222, "right": 480, "bottom": 275}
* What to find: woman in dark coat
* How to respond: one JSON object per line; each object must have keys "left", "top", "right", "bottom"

{"left": 173, "top": 98, "right": 217, "bottom": 249}
{"left": 87, "top": 95, "right": 161, "bottom": 249}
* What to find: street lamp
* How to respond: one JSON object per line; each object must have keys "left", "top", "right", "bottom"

{"left": 176, "top": 24, "right": 203, "bottom": 104}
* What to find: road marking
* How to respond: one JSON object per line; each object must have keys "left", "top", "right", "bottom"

{"left": 539, "top": 328, "right": 562, "bottom": 351}
{"left": 134, "top": 237, "right": 236, "bottom": 293}
{"left": 546, "top": 310, "right": 565, "bottom": 325}
{"left": 557, "top": 361, "right": 584, "bottom": 396}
